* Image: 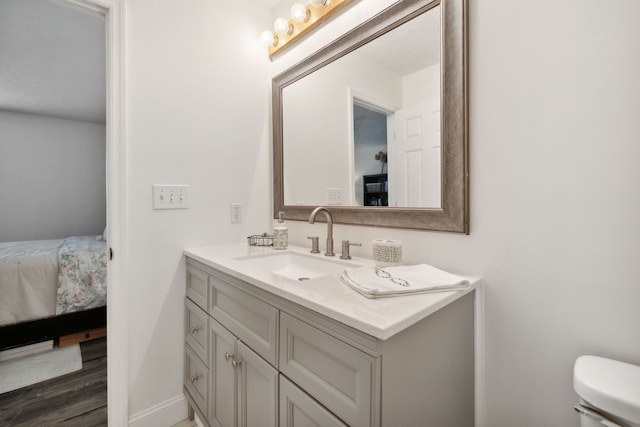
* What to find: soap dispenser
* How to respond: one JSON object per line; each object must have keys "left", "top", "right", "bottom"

{"left": 273, "top": 211, "right": 288, "bottom": 250}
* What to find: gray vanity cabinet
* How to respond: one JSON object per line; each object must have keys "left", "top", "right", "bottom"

{"left": 237, "top": 340, "right": 278, "bottom": 427}
{"left": 279, "top": 313, "right": 375, "bottom": 427}
{"left": 184, "top": 298, "right": 209, "bottom": 414}
{"left": 210, "top": 319, "right": 278, "bottom": 427}
{"left": 185, "top": 262, "right": 279, "bottom": 427}
{"left": 185, "top": 258, "right": 475, "bottom": 427}
{"left": 280, "top": 375, "right": 348, "bottom": 427}
{"left": 210, "top": 319, "right": 236, "bottom": 427}
{"left": 185, "top": 343, "right": 208, "bottom": 414}
{"left": 209, "top": 275, "right": 279, "bottom": 366}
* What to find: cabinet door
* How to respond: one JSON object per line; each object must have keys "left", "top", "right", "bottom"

{"left": 280, "top": 375, "right": 348, "bottom": 427}
{"left": 210, "top": 319, "right": 237, "bottom": 427}
{"left": 280, "top": 313, "right": 374, "bottom": 427}
{"left": 237, "top": 341, "right": 278, "bottom": 427}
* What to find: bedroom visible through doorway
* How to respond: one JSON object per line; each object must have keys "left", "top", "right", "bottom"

{"left": 0, "top": 0, "right": 108, "bottom": 423}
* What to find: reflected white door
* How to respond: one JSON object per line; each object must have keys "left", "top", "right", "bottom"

{"left": 388, "top": 99, "right": 441, "bottom": 208}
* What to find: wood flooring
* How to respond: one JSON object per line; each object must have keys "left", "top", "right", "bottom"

{"left": 0, "top": 338, "right": 107, "bottom": 426}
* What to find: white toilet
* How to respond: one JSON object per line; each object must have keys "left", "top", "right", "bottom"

{"left": 574, "top": 355, "right": 640, "bottom": 427}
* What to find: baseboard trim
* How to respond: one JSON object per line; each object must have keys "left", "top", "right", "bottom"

{"left": 128, "top": 394, "right": 188, "bottom": 427}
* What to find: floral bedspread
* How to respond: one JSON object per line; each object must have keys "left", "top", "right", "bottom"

{"left": 56, "top": 236, "right": 107, "bottom": 315}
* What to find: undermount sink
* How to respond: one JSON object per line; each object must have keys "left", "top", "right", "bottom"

{"left": 233, "top": 251, "right": 362, "bottom": 281}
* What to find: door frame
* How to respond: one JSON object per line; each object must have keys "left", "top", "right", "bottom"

{"left": 347, "top": 88, "right": 396, "bottom": 206}
{"left": 70, "top": 0, "right": 128, "bottom": 425}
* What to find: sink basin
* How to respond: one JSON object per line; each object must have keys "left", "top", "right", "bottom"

{"left": 233, "top": 251, "right": 361, "bottom": 281}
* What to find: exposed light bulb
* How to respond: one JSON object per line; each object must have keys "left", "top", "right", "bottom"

{"left": 262, "top": 0, "right": 350, "bottom": 56}
{"left": 290, "top": 3, "right": 309, "bottom": 23}
{"left": 274, "top": 17, "right": 292, "bottom": 35}
{"left": 260, "top": 30, "right": 276, "bottom": 46}
{"left": 309, "top": 0, "right": 329, "bottom": 7}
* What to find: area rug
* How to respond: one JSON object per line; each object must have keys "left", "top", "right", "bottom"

{"left": 0, "top": 344, "right": 82, "bottom": 394}
{"left": 0, "top": 340, "right": 53, "bottom": 362}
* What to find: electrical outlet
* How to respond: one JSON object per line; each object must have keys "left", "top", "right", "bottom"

{"left": 152, "top": 185, "right": 189, "bottom": 210}
{"left": 231, "top": 203, "right": 242, "bottom": 223}
{"left": 328, "top": 188, "right": 343, "bottom": 205}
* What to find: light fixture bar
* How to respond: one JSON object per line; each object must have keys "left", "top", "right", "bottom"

{"left": 267, "top": 0, "right": 353, "bottom": 57}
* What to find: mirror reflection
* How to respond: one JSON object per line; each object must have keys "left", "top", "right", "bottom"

{"left": 282, "top": 5, "right": 441, "bottom": 208}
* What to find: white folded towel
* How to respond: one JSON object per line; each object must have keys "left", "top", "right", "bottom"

{"left": 341, "top": 264, "right": 470, "bottom": 298}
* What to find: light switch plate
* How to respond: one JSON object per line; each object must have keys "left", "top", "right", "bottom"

{"left": 153, "top": 185, "right": 189, "bottom": 210}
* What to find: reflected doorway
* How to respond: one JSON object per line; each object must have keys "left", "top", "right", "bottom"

{"left": 352, "top": 100, "right": 392, "bottom": 206}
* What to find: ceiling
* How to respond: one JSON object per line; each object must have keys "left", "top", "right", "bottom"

{"left": 0, "top": 0, "right": 105, "bottom": 124}
{"left": 357, "top": 4, "right": 441, "bottom": 77}
{"left": 0, "top": 0, "right": 437, "bottom": 126}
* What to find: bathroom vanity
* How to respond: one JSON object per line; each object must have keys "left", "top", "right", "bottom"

{"left": 183, "top": 244, "right": 480, "bottom": 427}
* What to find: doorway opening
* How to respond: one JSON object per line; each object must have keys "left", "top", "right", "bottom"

{"left": 352, "top": 99, "right": 393, "bottom": 206}
{"left": 0, "top": 0, "right": 126, "bottom": 424}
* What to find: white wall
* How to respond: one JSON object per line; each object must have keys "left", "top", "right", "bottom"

{"left": 123, "top": 0, "right": 640, "bottom": 424}
{"left": 283, "top": 52, "right": 401, "bottom": 205}
{"left": 0, "top": 110, "right": 106, "bottom": 242}
{"left": 124, "top": 0, "right": 272, "bottom": 419}
{"left": 272, "top": 1, "right": 640, "bottom": 426}
{"left": 402, "top": 63, "right": 439, "bottom": 108}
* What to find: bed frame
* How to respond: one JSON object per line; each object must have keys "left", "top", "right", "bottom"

{"left": 0, "top": 306, "right": 106, "bottom": 351}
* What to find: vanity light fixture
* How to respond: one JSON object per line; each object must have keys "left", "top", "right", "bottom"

{"left": 261, "top": 0, "right": 353, "bottom": 58}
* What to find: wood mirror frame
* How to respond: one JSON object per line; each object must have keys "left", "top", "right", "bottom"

{"left": 273, "top": 0, "right": 468, "bottom": 233}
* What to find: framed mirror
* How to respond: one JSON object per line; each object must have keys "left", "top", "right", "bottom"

{"left": 273, "top": 0, "right": 468, "bottom": 233}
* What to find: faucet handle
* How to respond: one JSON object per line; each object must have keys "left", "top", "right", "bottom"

{"left": 340, "top": 240, "right": 362, "bottom": 260}
{"left": 307, "top": 236, "right": 320, "bottom": 254}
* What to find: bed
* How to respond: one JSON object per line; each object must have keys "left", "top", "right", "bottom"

{"left": 0, "top": 236, "right": 107, "bottom": 350}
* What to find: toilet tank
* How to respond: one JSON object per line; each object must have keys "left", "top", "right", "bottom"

{"left": 574, "top": 355, "right": 640, "bottom": 427}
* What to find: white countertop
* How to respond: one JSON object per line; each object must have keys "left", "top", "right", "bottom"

{"left": 184, "top": 243, "right": 480, "bottom": 340}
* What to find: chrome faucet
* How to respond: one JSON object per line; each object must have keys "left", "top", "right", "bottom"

{"left": 308, "top": 207, "right": 335, "bottom": 256}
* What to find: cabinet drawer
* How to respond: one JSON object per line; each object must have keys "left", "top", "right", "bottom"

{"left": 185, "top": 298, "right": 209, "bottom": 364}
{"left": 210, "top": 276, "right": 279, "bottom": 366}
{"left": 185, "top": 345, "right": 209, "bottom": 414}
{"left": 280, "top": 313, "right": 375, "bottom": 427}
{"left": 187, "top": 263, "right": 209, "bottom": 310}
{"left": 280, "top": 375, "right": 348, "bottom": 427}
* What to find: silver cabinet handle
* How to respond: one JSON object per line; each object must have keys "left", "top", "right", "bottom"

{"left": 190, "top": 326, "right": 200, "bottom": 334}
{"left": 190, "top": 375, "right": 199, "bottom": 383}
{"left": 225, "top": 351, "right": 241, "bottom": 367}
